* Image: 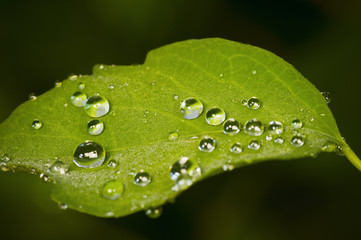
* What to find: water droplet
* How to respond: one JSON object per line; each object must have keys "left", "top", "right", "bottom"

{"left": 223, "top": 118, "right": 240, "bottom": 135}
{"left": 68, "top": 74, "right": 78, "bottom": 81}
{"left": 170, "top": 157, "right": 201, "bottom": 191}
{"left": 84, "top": 95, "right": 110, "bottom": 117}
{"left": 274, "top": 137, "right": 284, "bottom": 144}
{"left": 291, "top": 136, "right": 305, "bottom": 147}
{"left": 40, "top": 173, "right": 50, "bottom": 182}
{"left": 173, "top": 94, "right": 179, "bottom": 100}
{"left": 98, "top": 65, "right": 105, "bottom": 70}
{"left": 223, "top": 164, "right": 234, "bottom": 171}
{"left": 205, "top": 108, "right": 226, "bottom": 125}
{"left": 180, "top": 98, "right": 203, "bottom": 120}
{"left": 145, "top": 207, "right": 163, "bottom": 219}
{"left": 321, "top": 92, "right": 331, "bottom": 104}
{"left": 78, "top": 82, "right": 85, "bottom": 90}
{"left": 71, "top": 91, "right": 87, "bottom": 107}
{"left": 58, "top": 203, "right": 68, "bottom": 210}
{"left": 1, "top": 154, "right": 10, "bottom": 162}
{"left": 310, "top": 118, "right": 314, "bottom": 122}
{"left": 29, "top": 93, "right": 37, "bottom": 101}
{"left": 107, "top": 159, "right": 117, "bottom": 168}
{"left": 32, "top": 119, "right": 43, "bottom": 130}
{"left": 244, "top": 119, "right": 264, "bottom": 136}
{"left": 101, "top": 180, "right": 124, "bottom": 200}
{"left": 50, "top": 161, "right": 68, "bottom": 174}
{"left": 55, "top": 81, "right": 62, "bottom": 88}
{"left": 247, "top": 97, "right": 261, "bottom": 110}
{"left": 241, "top": 100, "right": 247, "bottom": 106}
{"left": 64, "top": 103, "right": 68, "bottom": 107}
{"left": 266, "top": 135, "right": 272, "bottom": 141}
{"left": 291, "top": 119, "right": 303, "bottom": 129}
{"left": 73, "top": 141, "right": 106, "bottom": 168}
{"left": 219, "top": 73, "right": 224, "bottom": 78}
{"left": 134, "top": 171, "right": 152, "bottom": 187}
{"left": 268, "top": 121, "right": 284, "bottom": 135}
{"left": 198, "top": 137, "right": 216, "bottom": 152}
{"left": 168, "top": 132, "right": 179, "bottom": 140}
{"left": 321, "top": 142, "right": 337, "bottom": 152}
{"left": 320, "top": 113, "right": 325, "bottom": 117}
{"left": 108, "top": 84, "right": 115, "bottom": 90}
{"left": 252, "top": 70, "right": 257, "bottom": 75}
{"left": 230, "top": 142, "right": 242, "bottom": 153}
{"left": 87, "top": 119, "right": 104, "bottom": 136}
{"left": 248, "top": 139, "right": 261, "bottom": 150}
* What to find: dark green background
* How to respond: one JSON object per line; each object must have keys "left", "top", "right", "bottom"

{"left": 1, "top": 0, "right": 361, "bottom": 239}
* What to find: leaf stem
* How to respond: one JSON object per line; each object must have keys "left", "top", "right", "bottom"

{"left": 342, "top": 143, "right": 361, "bottom": 172}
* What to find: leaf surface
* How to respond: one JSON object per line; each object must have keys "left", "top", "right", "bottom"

{"left": 0, "top": 38, "right": 352, "bottom": 217}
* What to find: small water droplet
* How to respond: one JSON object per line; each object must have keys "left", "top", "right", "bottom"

{"left": 55, "top": 81, "right": 62, "bottom": 88}
{"left": 291, "top": 136, "right": 305, "bottom": 147}
{"left": 50, "top": 161, "right": 68, "bottom": 174}
{"left": 1, "top": 154, "right": 10, "bottom": 162}
{"left": 145, "top": 207, "right": 163, "bottom": 219}
{"left": 58, "top": 203, "right": 68, "bottom": 210}
{"left": 291, "top": 119, "right": 303, "bottom": 129}
{"left": 64, "top": 103, "right": 68, "bottom": 107}
{"left": 173, "top": 94, "right": 179, "bottom": 100}
{"left": 168, "top": 132, "right": 179, "bottom": 140}
{"left": 252, "top": 70, "right": 257, "bottom": 75}
{"left": 219, "top": 73, "right": 224, "bottom": 78}
{"left": 223, "top": 164, "right": 234, "bottom": 171}
{"left": 107, "top": 159, "right": 117, "bottom": 168}
{"left": 87, "top": 119, "right": 104, "bottom": 136}
{"left": 108, "top": 84, "right": 115, "bottom": 90}
{"left": 205, "top": 108, "right": 226, "bottom": 125}
{"left": 248, "top": 139, "right": 261, "bottom": 150}
{"left": 310, "top": 118, "right": 314, "bottom": 122}
{"left": 134, "top": 171, "right": 152, "bottom": 187}
{"left": 266, "top": 135, "right": 272, "bottom": 141}
{"left": 244, "top": 119, "right": 264, "bottom": 136}
{"left": 268, "top": 121, "right": 284, "bottom": 135}
{"left": 320, "top": 113, "right": 325, "bottom": 117}
{"left": 71, "top": 91, "right": 87, "bottom": 107}
{"left": 68, "top": 74, "right": 78, "bottom": 81}
{"left": 321, "top": 92, "right": 331, "bottom": 104}
{"left": 223, "top": 118, "right": 240, "bottom": 135}
{"left": 321, "top": 142, "right": 337, "bottom": 152}
{"left": 180, "top": 98, "right": 203, "bottom": 120}
{"left": 84, "top": 95, "right": 110, "bottom": 117}
{"left": 247, "top": 97, "right": 261, "bottom": 110}
{"left": 32, "top": 119, "right": 43, "bottom": 130}
{"left": 274, "top": 137, "right": 284, "bottom": 144}
{"left": 102, "top": 180, "right": 124, "bottom": 200}
{"left": 40, "top": 173, "right": 50, "bottom": 182}
{"left": 241, "top": 99, "right": 247, "bottom": 106}
{"left": 78, "top": 82, "right": 85, "bottom": 90}
{"left": 98, "top": 65, "right": 105, "bottom": 70}
{"left": 73, "top": 140, "right": 106, "bottom": 168}
{"left": 198, "top": 137, "right": 216, "bottom": 152}
{"left": 230, "top": 142, "right": 242, "bottom": 153}
{"left": 29, "top": 93, "right": 37, "bottom": 101}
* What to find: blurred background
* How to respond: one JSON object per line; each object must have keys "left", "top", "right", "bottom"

{"left": 1, "top": 0, "right": 361, "bottom": 239}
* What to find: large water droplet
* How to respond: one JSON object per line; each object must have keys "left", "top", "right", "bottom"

{"left": 268, "top": 121, "right": 283, "bottom": 135}
{"left": 84, "top": 95, "right": 110, "bottom": 117}
{"left": 32, "top": 119, "right": 43, "bottom": 130}
{"left": 291, "top": 136, "right": 305, "bottom": 147}
{"left": 87, "top": 119, "right": 104, "bottom": 136}
{"left": 50, "top": 161, "right": 68, "bottom": 174}
{"left": 230, "top": 142, "right": 242, "bottom": 153}
{"left": 291, "top": 119, "right": 303, "bottom": 129}
{"left": 248, "top": 139, "right": 261, "bottom": 150}
{"left": 145, "top": 207, "right": 163, "bottom": 219}
{"left": 205, "top": 108, "right": 226, "bottom": 125}
{"left": 170, "top": 157, "right": 201, "bottom": 191}
{"left": 168, "top": 132, "right": 179, "bottom": 141}
{"left": 180, "top": 98, "right": 203, "bottom": 120}
{"left": 247, "top": 97, "right": 261, "bottom": 110}
{"left": 134, "top": 171, "right": 152, "bottom": 187}
{"left": 223, "top": 118, "right": 240, "bottom": 135}
{"left": 321, "top": 92, "right": 331, "bottom": 104}
{"left": 244, "top": 119, "right": 264, "bottom": 136}
{"left": 102, "top": 180, "right": 124, "bottom": 200}
{"left": 73, "top": 141, "right": 106, "bottom": 168}
{"left": 71, "top": 91, "right": 87, "bottom": 107}
{"left": 198, "top": 137, "right": 216, "bottom": 152}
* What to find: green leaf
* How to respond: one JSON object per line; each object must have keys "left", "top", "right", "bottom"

{"left": 0, "top": 38, "right": 359, "bottom": 217}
